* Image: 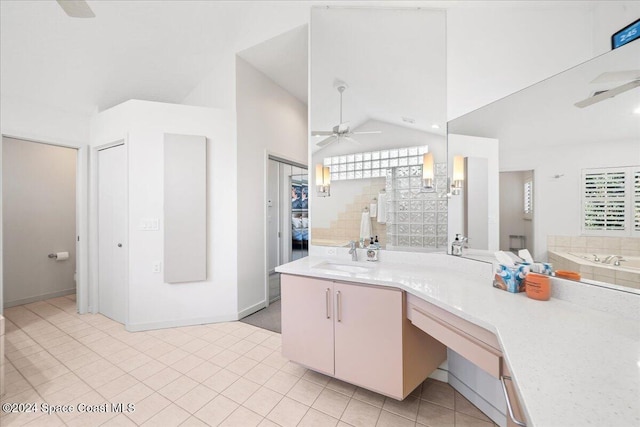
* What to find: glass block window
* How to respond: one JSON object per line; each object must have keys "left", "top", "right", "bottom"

{"left": 386, "top": 163, "right": 448, "bottom": 249}
{"left": 324, "top": 145, "right": 428, "bottom": 181}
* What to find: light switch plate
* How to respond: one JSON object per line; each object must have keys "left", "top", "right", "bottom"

{"left": 140, "top": 218, "right": 160, "bottom": 231}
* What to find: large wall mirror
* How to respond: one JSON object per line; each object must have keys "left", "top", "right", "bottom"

{"left": 448, "top": 41, "right": 640, "bottom": 292}
{"left": 309, "top": 7, "right": 447, "bottom": 250}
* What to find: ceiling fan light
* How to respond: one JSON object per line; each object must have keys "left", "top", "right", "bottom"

{"left": 56, "top": 0, "right": 96, "bottom": 18}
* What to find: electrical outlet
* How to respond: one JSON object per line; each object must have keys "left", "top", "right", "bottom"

{"left": 153, "top": 262, "right": 161, "bottom": 273}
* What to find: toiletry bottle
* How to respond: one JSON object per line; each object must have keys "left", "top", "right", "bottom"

{"left": 374, "top": 235, "right": 379, "bottom": 249}
{"left": 369, "top": 237, "right": 374, "bottom": 246}
{"left": 452, "top": 234, "right": 463, "bottom": 256}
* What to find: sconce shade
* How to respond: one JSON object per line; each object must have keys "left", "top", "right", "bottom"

{"left": 453, "top": 155, "right": 465, "bottom": 183}
{"left": 315, "top": 164, "right": 325, "bottom": 186}
{"left": 316, "top": 164, "right": 331, "bottom": 197}
{"left": 422, "top": 152, "right": 434, "bottom": 189}
{"left": 422, "top": 153, "right": 434, "bottom": 180}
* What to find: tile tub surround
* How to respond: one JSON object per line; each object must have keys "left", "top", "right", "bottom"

{"left": 0, "top": 296, "right": 497, "bottom": 427}
{"left": 548, "top": 235, "right": 640, "bottom": 257}
{"left": 276, "top": 254, "right": 640, "bottom": 427}
{"left": 548, "top": 251, "right": 640, "bottom": 290}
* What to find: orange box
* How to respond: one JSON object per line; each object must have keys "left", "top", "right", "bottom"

{"left": 525, "top": 273, "right": 551, "bottom": 301}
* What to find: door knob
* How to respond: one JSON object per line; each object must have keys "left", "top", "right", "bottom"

{"left": 117, "top": 243, "right": 122, "bottom": 247}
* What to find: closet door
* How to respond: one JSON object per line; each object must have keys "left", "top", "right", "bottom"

{"left": 98, "top": 144, "right": 128, "bottom": 323}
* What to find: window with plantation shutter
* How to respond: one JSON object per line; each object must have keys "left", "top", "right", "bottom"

{"left": 634, "top": 170, "right": 640, "bottom": 233}
{"left": 524, "top": 180, "right": 533, "bottom": 214}
{"left": 582, "top": 166, "right": 639, "bottom": 236}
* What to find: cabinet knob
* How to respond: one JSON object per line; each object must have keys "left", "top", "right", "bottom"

{"left": 117, "top": 243, "right": 123, "bottom": 247}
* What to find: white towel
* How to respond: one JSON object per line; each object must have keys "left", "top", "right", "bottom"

{"left": 369, "top": 203, "right": 377, "bottom": 218}
{"left": 360, "top": 212, "right": 372, "bottom": 240}
{"left": 377, "top": 192, "right": 387, "bottom": 224}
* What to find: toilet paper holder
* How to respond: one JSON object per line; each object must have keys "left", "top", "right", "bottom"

{"left": 48, "top": 251, "right": 70, "bottom": 261}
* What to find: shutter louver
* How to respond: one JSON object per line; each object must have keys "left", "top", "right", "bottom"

{"left": 583, "top": 171, "right": 626, "bottom": 231}
{"left": 635, "top": 170, "right": 640, "bottom": 232}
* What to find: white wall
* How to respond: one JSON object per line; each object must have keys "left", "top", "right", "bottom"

{"left": 501, "top": 138, "right": 639, "bottom": 261}
{"left": 0, "top": 95, "right": 91, "bottom": 146}
{"left": 90, "top": 100, "right": 238, "bottom": 330}
{"left": 448, "top": 135, "right": 499, "bottom": 251}
{"left": 235, "top": 57, "right": 307, "bottom": 317}
{"left": 312, "top": 120, "right": 446, "bottom": 229}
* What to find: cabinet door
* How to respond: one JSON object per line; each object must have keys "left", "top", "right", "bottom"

{"left": 334, "top": 282, "right": 403, "bottom": 398}
{"left": 281, "top": 275, "right": 335, "bottom": 376}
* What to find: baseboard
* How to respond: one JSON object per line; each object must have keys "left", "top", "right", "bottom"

{"left": 449, "top": 371, "right": 507, "bottom": 427}
{"left": 125, "top": 314, "right": 237, "bottom": 332}
{"left": 428, "top": 367, "right": 449, "bottom": 383}
{"left": 4, "top": 288, "right": 76, "bottom": 309}
{"left": 238, "top": 300, "right": 266, "bottom": 319}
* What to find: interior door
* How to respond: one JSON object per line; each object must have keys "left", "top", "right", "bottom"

{"left": 98, "top": 144, "right": 127, "bottom": 323}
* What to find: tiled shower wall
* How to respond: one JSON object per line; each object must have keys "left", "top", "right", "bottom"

{"left": 311, "top": 178, "right": 387, "bottom": 247}
{"left": 385, "top": 163, "right": 448, "bottom": 249}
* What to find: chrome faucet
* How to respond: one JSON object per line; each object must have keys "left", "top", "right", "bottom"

{"left": 592, "top": 254, "right": 600, "bottom": 262}
{"left": 602, "top": 255, "right": 625, "bottom": 266}
{"left": 348, "top": 241, "right": 358, "bottom": 261}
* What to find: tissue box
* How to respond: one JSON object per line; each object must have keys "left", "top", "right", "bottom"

{"left": 493, "top": 264, "right": 528, "bottom": 293}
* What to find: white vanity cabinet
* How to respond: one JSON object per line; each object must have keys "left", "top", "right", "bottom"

{"left": 281, "top": 274, "right": 446, "bottom": 400}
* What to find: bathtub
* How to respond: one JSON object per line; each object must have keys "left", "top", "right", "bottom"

{"left": 568, "top": 252, "right": 640, "bottom": 271}
{"left": 548, "top": 251, "right": 640, "bottom": 290}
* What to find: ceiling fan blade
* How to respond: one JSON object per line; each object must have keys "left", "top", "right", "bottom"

{"left": 316, "top": 136, "right": 337, "bottom": 147}
{"left": 352, "top": 130, "right": 382, "bottom": 135}
{"left": 342, "top": 136, "right": 360, "bottom": 144}
{"left": 311, "top": 130, "right": 334, "bottom": 136}
{"left": 590, "top": 70, "right": 640, "bottom": 84}
{"left": 575, "top": 79, "right": 640, "bottom": 108}
{"left": 56, "top": 0, "right": 95, "bottom": 18}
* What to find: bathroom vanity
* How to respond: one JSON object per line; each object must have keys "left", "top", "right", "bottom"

{"left": 281, "top": 274, "right": 446, "bottom": 400}
{"left": 276, "top": 251, "right": 640, "bottom": 427}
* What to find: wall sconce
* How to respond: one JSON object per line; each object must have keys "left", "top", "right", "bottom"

{"left": 316, "top": 164, "right": 331, "bottom": 197}
{"left": 421, "top": 152, "right": 434, "bottom": 191}
{"left": 451, "top": 155, "right": 465, "bottom": 195}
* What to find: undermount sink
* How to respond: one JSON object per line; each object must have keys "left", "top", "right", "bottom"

{"left": 312, "top": 260, "right": 375, "bottom": 274}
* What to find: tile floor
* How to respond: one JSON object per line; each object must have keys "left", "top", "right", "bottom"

{"left": 1, "top": 295, "right": 498, "bottom": 427}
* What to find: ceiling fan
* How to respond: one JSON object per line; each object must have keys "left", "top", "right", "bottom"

{"left": 574, "top": 70, "right": 640, "bottom": 108}
{"left": 56, "top": 0, "right": 95, "bottom": 18}
{"left": 312, "top": 82, "right": 381, "bottom": 148}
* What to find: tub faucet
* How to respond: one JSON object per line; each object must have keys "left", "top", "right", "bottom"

{"left": 602, "top": 255, "right": 623, "bottom": 264}
{"left": 348, "top": 241, "right": 358, "bottom": 261}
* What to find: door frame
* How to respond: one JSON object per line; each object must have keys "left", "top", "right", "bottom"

{"left": 0, "top": 133, "right": 88, "bottom": 314}
{"left": 263, "top": 151, "right": 308, "bottom": 308}
{"left": 89, "top": 139, "right": 129, "bottom": 321}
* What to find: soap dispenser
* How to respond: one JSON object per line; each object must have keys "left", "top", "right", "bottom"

{"left": 451, "top": 234, "right": 464, "bottom": 256}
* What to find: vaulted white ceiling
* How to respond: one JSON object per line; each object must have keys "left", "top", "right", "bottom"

{"left": 0, "top": 0, "right": 313, "bottom": 115}
{"left": 1, "top": 1, "right": 457, "bottom": 121}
